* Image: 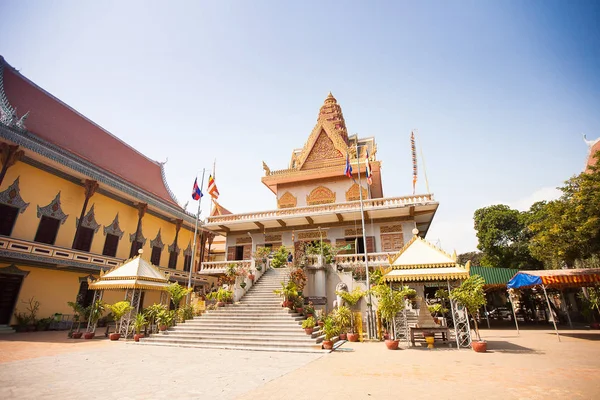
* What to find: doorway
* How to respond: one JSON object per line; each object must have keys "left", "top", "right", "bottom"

{"left": 0, "top": 273, "right": 24, "bottom": 325}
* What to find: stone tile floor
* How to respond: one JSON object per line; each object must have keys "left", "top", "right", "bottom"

{"left": 1, "top": 328, "right": 599, "bottom": 399}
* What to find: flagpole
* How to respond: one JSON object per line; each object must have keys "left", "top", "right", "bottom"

{"left": 187, "top": 168, "right": 206, "bottom": 302}
{"left": 211, "top": 159, "right": 216, "bottom": 212}
{"left": 355, "top": 141, "right": 374, "bottom": 340}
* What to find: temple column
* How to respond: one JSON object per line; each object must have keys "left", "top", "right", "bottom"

{"left": 0, "top": 143, "right": 24, "bottom": 187}
{"left": 206, "top": 232, "right": 215, "bottom": 262}
{"left": 72, "top": 179, "right": 99, "bottom": 248}
{"left": 170, "top": 218, "right": 183, "bottom": 258}
{"left": 130, "top": 203, "right": 148, "bottom": 258}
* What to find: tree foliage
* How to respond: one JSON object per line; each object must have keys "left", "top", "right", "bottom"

{"left": 449, "top": 275, "right": 486, "bottom": 341}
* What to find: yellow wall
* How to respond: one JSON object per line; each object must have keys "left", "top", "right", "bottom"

{"left": 2, "top": 161, "right": 196, "bottom": 271}
{"left": 3, "top": 263, "right": 95, "bottom": 325}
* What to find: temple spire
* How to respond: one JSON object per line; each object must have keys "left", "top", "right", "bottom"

{"left": 318, "top": 92, "right": 348, "bottom": 144}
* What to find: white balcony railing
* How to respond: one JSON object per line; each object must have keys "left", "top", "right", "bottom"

{"left": 199, "top": 260, "right": 252, "bottom": 275}
{"left": 335, "top": 252, "right": 394, "bottom": 268}
{"left": 206, "top": 194, "right": 434, "bottom": 225}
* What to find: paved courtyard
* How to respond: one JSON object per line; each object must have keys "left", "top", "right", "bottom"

{"left": 1, "top": 328, "right": 599, "bottom": 399}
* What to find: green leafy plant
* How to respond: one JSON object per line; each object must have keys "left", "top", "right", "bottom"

{"left": 107, "top": 301, "right": 133, "bottom": 332}
{"left": 371, "top": 284, "right": 412, "bottom": 339}
{"left": 427, "top": 303, "right": 448, "bottom": 317}
{"left": 449, "top": 275, "right": 487, "bottom": 341}
{"left": 273, "top": 281, "right": 298, "bottom": 302}
{"left": 271, "top": 246, "right": 289, "bottom": 268}
{"left": 302, "top": 316, "right": 316, "bottom": 329}
{"left": 333, "top": 305, "right": 352, "bottom": 334}
{"left": 67, "top": 301, "right": 89, "bottom": 332}
{"left": 304, "top": 301, "right": 315, "bottom": 316}
{"left": 177, "top": 304, "right": 194, "bottom": 322}
{"left": 23, "top": 296, "right": 40, "bottom": 325}
{"left": 36, "top": 317, "right": 53, "bottom": 331}
{"left": 336, "top": 287, "right": 365, "bottom": 307}
{"left": 88, "top": 300, "right": 106, "bottom": 326}
{"left": 305, "top": 241, "right": 340, "bottom": 264}
{"left": 156, "top": 309, "right": 176, "bottom": 327}
{"left": 13, "top": 312, "right": 30, "bottom": 331}
{"left": 166, "top": 283, "right": 193, "bottom": 310}
{"left": 240, "top": 281, "right": 247, "bottom": 289}
{"left": 207, "top": 287, "right": 233, "bottom": 303}
{"left": 322, "top": 316, "right": 339, "bottom": 341}
{"left": 133, "top": 313, "right": 147, "bottom": 335}
{"left": 578, "top": 287, "right": 600, "bottom": 322}
{"left": 144, "top": 303, "right": 166, "bottom": 328}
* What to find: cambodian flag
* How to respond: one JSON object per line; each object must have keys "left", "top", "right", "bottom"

{"left": 345, "top": 153, "right": 353, "bottom": 178}
{"left": 191, "top": 178, "right": 203, "bottom": 200}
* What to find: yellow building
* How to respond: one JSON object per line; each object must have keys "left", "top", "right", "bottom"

{"left": 0, "top": 56, "right": 214, "bottom": 327}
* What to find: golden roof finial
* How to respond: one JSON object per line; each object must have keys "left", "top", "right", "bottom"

{"left": 325, "top": 92, "right": 336, "bottom": 103}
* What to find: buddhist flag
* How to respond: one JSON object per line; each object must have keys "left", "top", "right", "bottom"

{"left": 345, "top": 153, "right": 353, "bottom": 178}
{"left": 411, "top": 131, "right": 418, "bottom": 194}
{"left": 191, "top": 178, "right": 203, "bottom": 200}
{"left": 365, "top": 149, "right": 373, "bottom": 186}
{"left": 208, "top": 175, "right": 219, "bottom": 199}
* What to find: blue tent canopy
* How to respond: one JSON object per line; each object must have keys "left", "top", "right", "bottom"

{"left": 506, "top": 273, "right": 542, "bottom": 289}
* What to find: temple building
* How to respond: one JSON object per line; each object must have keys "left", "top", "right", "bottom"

{"left": 0, "top": 56, "right": 216, "bottom": 327}
{"left": 200, "top": 93, "right": 439, "bottom": 305}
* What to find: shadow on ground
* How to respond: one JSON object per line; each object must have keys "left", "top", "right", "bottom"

{"left": 0, "top": 331, "right": 110, "bottom": 345}
{"left": 486, "top": 340, "right": 542, "bottom": 354}
{"left": 550, "top": 332, "right": 600, "bottom": 341}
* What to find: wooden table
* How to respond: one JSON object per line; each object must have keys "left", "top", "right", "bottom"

{"left": 410, "top": 326, "right": 450, "bottom": 346}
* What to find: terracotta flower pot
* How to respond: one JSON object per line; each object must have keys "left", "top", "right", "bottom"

{"left": 217, "top": 302, "right": 225, "bottom": 307}
{"left": 248, "top": 274, "right": 255, "bottom": 282}
{"left": 109, "top": 333, "right": 121, "bottom": 341}
{"left": 322, "top": 340, "right": 333, "bottom": 350}
{"left": 296, "top": 308, "right": 303, "bottom": 314}
{"left": 84, "top": 332, "right": 95, "bottom": 340}
{"left": 383, "top": 333, "right": 390, "bottom": 340}
{"left": 306, "top": 313, "right": 314, "bottom": 319}
{"left": 591, "top": 322, "right": 600, "bottom": 330}
{"left": 385, "top": 339, "right": 400, "bottom": 350}
{"left": 472, "top": 341, "right": 487, "bottom": 353}
{"left": 339, "top": 333, "right": 347, "bottom": 340}
{"left": 318, "top": 321, "right": 324, "bottom": 328}
{"left": 159, "top": 324, "right": 168, "bottom": 331}
{"left": 134, "top": 333, "right": 144, "bottom": 342}
{"left": 347, "top": 333, "right": 359, "bottom": 342}
{"left": 72, "top": 332, "right": 83, "bottom": 339}
{"left": 304, "top": 327, "right": 314, "bottom": 335}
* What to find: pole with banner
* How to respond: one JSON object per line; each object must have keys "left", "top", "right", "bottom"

{"left": 187, "top": 168, "right": 206, "bottom": 303}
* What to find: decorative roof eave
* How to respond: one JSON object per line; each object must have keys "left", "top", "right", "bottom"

{"left": 0, "top": 123, "right": 196, "bottom": 225}
{"left": 159, "top": 159, "right": 181, "bottom": 208}
{"left": 387, "top": 235, "right": 458, "bottom": 266}
{"left": 390, "top": 262, "right": 461, "bottom": 270}
{"left": 88, "top": 279, "right": 170, "bottom": 291}
{"left": 383, "top": 272, "right": 470, "bottom": 282}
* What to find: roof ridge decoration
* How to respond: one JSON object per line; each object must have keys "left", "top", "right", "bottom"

{"left": 292, "top": 93, "right": 350, "bottom": 170}
{"left": 104, "top": 213, "right": 124, "bottom": 238}
{"left": 387, "top": 235, "right": 462, "bottom": 269}
{"left": 37, "top": 192, "right": 68, "bottom": 224}
{"left": 75, "top": 204, "right": 100, "bottom": 233}
{"left": 158, "top": 158, "right": 181, "bottom": 208}
{"left": 0, "top": 176, "right": 29, "bottom": 213}
{"left": 0, "top": 58, "right": 28, "bottom": 131}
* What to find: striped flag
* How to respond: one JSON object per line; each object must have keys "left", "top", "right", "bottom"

{"left": 344, "top": 153, "right": 353, "bottom": 178}
{"left": 208, "top": 175, "right": 219, "bottom": 199}
{"left": 365, "top": 149, "right": 373, "bottom": 186}
{"left": 411, "top": 131, "right": 418, "bottom": 194}
{"left": 191, "top": 178, "right": 203, "bottom": 200}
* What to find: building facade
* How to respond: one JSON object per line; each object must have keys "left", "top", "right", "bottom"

{"left": 0, "top": 56, "right": 213, "bottom": 326}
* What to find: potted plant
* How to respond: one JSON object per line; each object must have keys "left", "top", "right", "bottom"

{"left": 106, "top": 301, "right": 133, "bottom": 341}
{"left": 322, "top": 316, "right": 339, "bottom": 350}
{"left": 316, "top": 313, "right": 325, "bottom": 328}
{"left": 143, "top": 303, "right": 166, "bottom": 334}
{"left": 449, "top": 275, "right": 487, "bottom": 352}
{"left": 302, "top": 316, "right": 316, "bottom": 335}
{"left": 166, "top": 282, "right": 193, "bottom": 312}
{"left": 427, "top": 303, "right": 448, "bottom": 325}
{"left": 67, "top": 301, "right": 88, "bottom": 339}
{"left": 156, "top": 309, "right": 175, "bottom": 331}
{"left": 578, "top": 287, "right": 600, "bottom": 329}
{"left": 84, "top": 300, "right": 106, "bottom": 339}
{"left": 294, "top": 296, "right": 304, "bottom": 314}
{"left": 336, "top": 287, "right": 365, "bottom": 342}
{"left": 13, "top": 312, "right": 30, "bottom": 333}
{"left": 270, "top": 246, "right": 289, "bottom": 268}
{"left": 207, "top": 287, "right": 233, "bottom": 307}
{"left": 334, "top": 305, "right": 352, "bottom": 340}
{"left": 372, "top": 284, "right": 410, "bottom": 350}
{"left": 304, "top": 301, "right": 315, "bottom": 318}
{"left": 133, "top": 313, "right": 147, "bottom": 342}
{"left": 240, "top": 281, "right": 247, "bottom": 289}
{"left": 273, "top": 280, "right": 298, "bottom": 309}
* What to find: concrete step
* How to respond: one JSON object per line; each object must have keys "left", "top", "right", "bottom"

{"left": 0, "top": 325, "right": 15, "bottom": 334}
{"left": 157, "top": 333, "right": 316, "bottom": 343}
{"left": 141, "top": 336, "right": 321, "bottom": 349}
{"left": 198, "top": 315, "right": 304, "bottom": 321}
{"left": 200, "top": 312, "right": 301, "bottom": 318}
{"left": 167, "top": 327, "right": 313, "bottom": 336}
{"left": 134, "top": 341, "right": 327, "bottom": 353}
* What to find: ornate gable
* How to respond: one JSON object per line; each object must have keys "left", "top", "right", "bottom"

{"left": 345, "top": 183, "right": 368, "bottom": 202}
{"left": 306, "top": 186, "right": 336, "bottom": 206}
{"left": 37, "top": 192, "right": 68, "bottom": 224}
{"left": 0, "top": 177, "right": 29, "bottom": 213}
{"left": 76, "top": 204, "right": 100, "bottom": 232}
{"left": 104, "top": 214, "right": 124, "bottom": 238}
{"left": 278, "top": 191, "right": 297, "bottom": 209}
{"left": 304, "top": 130, "right": 344, "bottom": 166}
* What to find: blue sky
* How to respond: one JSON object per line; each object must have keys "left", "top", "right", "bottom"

{"left": 1, "top": 1, "right": 599, "bottom": 253}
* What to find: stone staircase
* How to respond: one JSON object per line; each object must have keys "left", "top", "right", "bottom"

{"left": 139, "top": 267, "right": 327, "bottom": 353}
{"left": 0, "top": 324, "right": 15, "bottom": 334}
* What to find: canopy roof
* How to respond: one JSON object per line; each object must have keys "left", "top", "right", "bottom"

{"left": 507, "top": 268, "right": 600, "bottom": 290}
{"left": 382, "top": 236, "right": 469, "bottom": 282}
{"left": 88, "top": 255, "right": 171, "bottom": 291}
{"left": 470, "top": 266, "right": 520, "bottom": 289}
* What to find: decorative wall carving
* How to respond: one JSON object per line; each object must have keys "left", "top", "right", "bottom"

{"left": 304, "top": 131, "right": 343, "bottom": 165}
{"left": 0, "top": 177, "right": 29, "bottom": 213}
{"left": 150, "top": 229, "right": 165, "bottom": 250}
{"left": 306, "top": 186, "right": 336, "bottom": 206}
{"left": 344, "top": 228, "right": 363, "bottom": 237}
{"left": 277, "top": 191, "right": 297, "bottom": 209}
{"left": 264, "top": 234, "right": 282, "bottom": 243}
{"left": 298, "top": 231, "right": 327, "bottom": 240}
{"left": 103, "top": 214, "right": 124, "bottom": 238}
{"left": 236, "top": 237, "right": 252, "bottom": 245}
{"left": 129, "top": 222, "right": 147, "bottom": 245}
{"left": 183, "top": 241, "right": 193, "bottom": 257}
{"left": 75, "top": 204, "right": 100, "bottom": 233}
{"left": 37, "top": 192, "right": 68, "bottom": 224}
{"left": 168, "top": 241, "right": 180, "bottom": 255}
{"left": 380, "top": 225, "right": 403, "bottom": 233}
{"left": 345, "top": 183, "right": 368, "bottom": 202}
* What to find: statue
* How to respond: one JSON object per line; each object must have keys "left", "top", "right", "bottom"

{"left": 335, "top": 282, "right": 348, "bottom": 308}
{"left": 262, "top": 161, "right": 270, "bottom": 176}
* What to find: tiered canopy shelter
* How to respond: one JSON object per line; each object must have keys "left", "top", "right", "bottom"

{"left": 87, "top": 253, "right": 171, "bottom": 336}
{"left": 381, "top": 235, "right": 471, "bottom": 349}
{"left": 507, "top": 268, "right": 600, "bottom": 340}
